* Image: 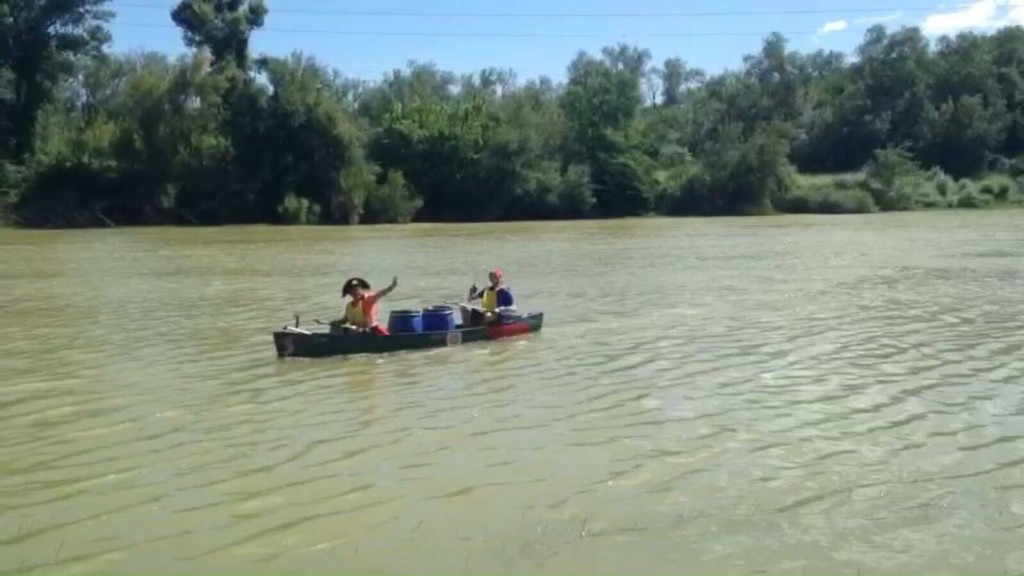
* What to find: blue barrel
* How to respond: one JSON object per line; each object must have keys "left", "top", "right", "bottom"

{"left": 387, "top": 310, "right": 423, "bottom": 334}
{"left": 421, "top": 306, "right": 456, "bottom": 332}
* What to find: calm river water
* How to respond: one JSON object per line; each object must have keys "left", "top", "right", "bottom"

{"left": 1, "top": 212, "right": 1023, "bottom": 574}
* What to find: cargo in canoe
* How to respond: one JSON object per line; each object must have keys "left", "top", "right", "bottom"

{"left": 273, "top": 312, "right": 544, "bottom": 358}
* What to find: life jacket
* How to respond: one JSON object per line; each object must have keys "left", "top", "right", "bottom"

{"left": 345, "top": 294, "right": 378, "bottom": 327}
{"left": 481, "top": 286, "right": 511, "bottom": 312}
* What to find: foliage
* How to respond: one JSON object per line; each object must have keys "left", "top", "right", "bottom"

{"left": 780, "top": 174, "right": 878, "bottom": 214}
{"left": 0, "top": 0, "right": 112, "bottom": 161}
{"left": 364, "top": 170, "right": 422, "bottom": 224}
{"left": 277, "top": 192, "right": 320, "bottom": 225}
{"left": 4, "top": 4, "right": 1024, "bottom": 227}
{"left": 171, "top": 0, "right": 266, "bottom": 70}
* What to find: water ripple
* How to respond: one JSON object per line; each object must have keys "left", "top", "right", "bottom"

{"left": 2, "top": 214, "right": 1024, "bottom": 573}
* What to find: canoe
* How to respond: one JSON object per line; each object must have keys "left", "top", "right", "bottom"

{"left": 273, "top": 312, "right": 544, "bottom": 358}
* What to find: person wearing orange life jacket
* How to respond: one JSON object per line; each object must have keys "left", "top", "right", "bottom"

{"left": 341, "top": 276, "right": 397, "bottom": 335}
{"left": 461, "top": 268, "right": 515, "bottom": 327}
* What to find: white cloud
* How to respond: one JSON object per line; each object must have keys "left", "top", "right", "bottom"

{"left": 853, "top": 11, "right": 904, "bottom": 24}
{"left": 812, "top": 13, "right": 902, "bottom": 43}
{"left": 921, "top": 0, "right": 1024, "bottom": 35}
{"left": 817, "top": 20, "right": 849, "bottom": 34}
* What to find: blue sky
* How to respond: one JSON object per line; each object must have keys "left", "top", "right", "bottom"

{"left": 106, "top": 0, "right": 1023, "bottom": 82}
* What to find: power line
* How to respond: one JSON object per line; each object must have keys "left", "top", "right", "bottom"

{"left": 116, "top": 22, "right": 822, "bottom": 38}
{"left": 113, "top": 2, "right": 925, "bottom": 18}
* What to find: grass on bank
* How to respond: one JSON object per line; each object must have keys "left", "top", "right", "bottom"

{"left": 781, "top": 168, "right": 1024, "bottom": 215}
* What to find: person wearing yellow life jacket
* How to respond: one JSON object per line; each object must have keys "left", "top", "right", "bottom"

{"left": 461, "top": 268, "right": 515, "bottom": 327}
{"left": 341, "top": 276, "right": 397, "bottom": 335}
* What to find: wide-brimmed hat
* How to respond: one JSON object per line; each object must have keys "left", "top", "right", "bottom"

{"left": 342, "top": 277, "right": 370, "bottom": 296}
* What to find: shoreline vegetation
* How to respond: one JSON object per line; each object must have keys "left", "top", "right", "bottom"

{"left": 3, "top": 2, "right": 1024, "bottom": 228}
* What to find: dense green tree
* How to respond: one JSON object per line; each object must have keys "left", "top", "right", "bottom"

{"left": 655, "top": 57, "right": 705, "bottom": 106}
{"left": 171, "top": 0, "right": 266, "bottom": 70}
{"left": 0, "top": 0, "right": 112, "bottom": 161}
{"left": 5, "top": 3, "right": 1024, "bottom": 227}
{"left": 561, "top": 50, "right": 654, "bottom": 216}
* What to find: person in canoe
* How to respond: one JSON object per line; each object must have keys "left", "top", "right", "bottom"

{"left": 341, "top": 276, "right": 398, "bottom": 335}
{"left": 461, "top": 268, "right": 515, "bottom": 327}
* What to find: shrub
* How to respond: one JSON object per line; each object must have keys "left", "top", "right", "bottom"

{"left": 976, "top": 174, "right": 1017, "bottom": 201}
{"left": 777, "top": 188, "right": 877, "bottom": 214}
{"left": 953, "top": 181, "right": 993, "bottom": 208}
{"left": 0, "top": 161, "right": 25, "bottom": 223}
{"left": 364, "top": 170, "right": 423, "bottom": 224}
{"left": 783, "top": 172, "right": 877, "bottom": 213}
{"left": 277, "top": 193, "right": 321, "bottom": 224}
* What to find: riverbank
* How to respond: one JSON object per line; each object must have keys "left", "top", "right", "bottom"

{"left": 4, "top": 170, "right": 1023, "bottom": 229}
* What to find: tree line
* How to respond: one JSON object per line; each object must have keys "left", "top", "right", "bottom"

{"left": 2, "top": 0, "right": 1023, "bottom": 227}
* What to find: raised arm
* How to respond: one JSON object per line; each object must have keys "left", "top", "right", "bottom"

{"left": 377, "top": 276, "right": 399, "bottom": 299}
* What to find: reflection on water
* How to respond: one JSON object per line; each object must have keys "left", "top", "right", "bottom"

{"left": 2, "top": 211, "right": 1024, "bottom": 574}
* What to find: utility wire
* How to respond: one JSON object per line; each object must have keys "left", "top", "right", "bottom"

{"left": 112, "top": 2, "right": 924, "bottom": 18}
{"left": 116, "top": 22, "right": 825, "bottom": 38}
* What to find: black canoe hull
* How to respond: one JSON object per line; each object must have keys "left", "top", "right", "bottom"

{"left": 273, "top": 312, "right": 544, "bottom": 358}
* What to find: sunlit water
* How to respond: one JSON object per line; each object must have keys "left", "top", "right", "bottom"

{"left": 1, "top": 212, "right": 1023, "bottom": 574}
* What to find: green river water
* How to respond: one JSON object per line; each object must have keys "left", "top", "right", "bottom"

{"left": 1, "top": 212, "right": 1023, "bottom": 574}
